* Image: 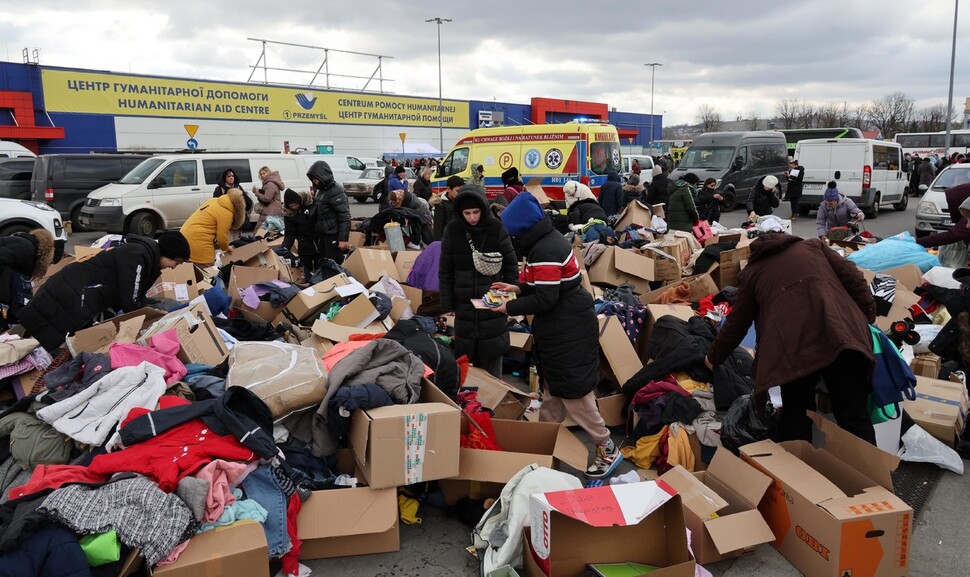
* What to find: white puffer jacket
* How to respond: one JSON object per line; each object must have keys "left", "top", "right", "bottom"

{"left": 37, "top": 361, "right": 167, "bottom": 446}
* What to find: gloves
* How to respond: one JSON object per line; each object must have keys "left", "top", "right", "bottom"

{"left": 273, "top": 246, "right": 290, "bottom": 256}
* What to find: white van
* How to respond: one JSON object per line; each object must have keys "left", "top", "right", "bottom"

{"left": 78, "top": 153, "right": 349, "bottom": 236}
{"left": 0, "top": 141, "right": 36, "bottom": 158}
{"left": 620, "top": 154, "right": 654, "bottom": 184}
{"left": 794, "top": 138, "right": 908, "bottom": 219}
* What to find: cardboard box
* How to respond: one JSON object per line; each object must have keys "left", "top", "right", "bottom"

{"left": 902, "top": 376, "right": 970, "bottom": 447}
{"left": 222, "top": 239, "right": 270, "bottom": 265}
{"left": 152, "top": 520, "right": 268, "bottom": 577}
{"left": 343, "top": 247, "right": 400, "bottom": 285}
{"left": 394, "top": 250, "right": 422, "bottom": 283}
{"left": 639, "top": 246, "right": 682, "bottom": 282}
{"left": 139, "top": 303, "right": 229, "bottom": 366}
{"left": 909, "top": 354, "right": 941, "bottom": 379}
{"left": 297, "top": 449, "right": 399, "bottom": 559}
{"left": 348, "top": 231, "right": 367, "bottom": 248}
{"left": 348, "top": 382, "right": 461, "bottom": 489}
{"left": 146, "top": 263, "right": 202, "bottom": 303}
{"left": 586, "top": 246, "right": 658, "bottom": 293}
{"left": 658, "top": 450, "right": 775, "bottom": 564}
{"left": 740, "top": 412, "right": 911, "bottom": 577}
{"left": 655, "top": 235, "right": 694, "bottom": 268}
{"left": 284, "top": 273, "right": 359, "bottom": 323}
{"left": 73, "top": 245, "right": 105, "bottom": 262}
{"left": 439, "top": 419, "right": 588, "bottom": 505}
{"left": 640, "top": 272, "right": 719, "bottom": 306}
{"left": 65, "top": 307, "right": 166, "bottom": 356}
{"left": 227, "top": 265, "right": 286, "bottom": 323}
{"left": 614, "top": 200, "right": 661, "bottom": 231}
{"left": 713, "top": 244, "right": 751, "bottom": 290}
{"left": 464, "top": 368, "right": 532, "bottom": 421}
{"left": 704, "top": 232, "right": 742, "bottom": 247}
{"left": 310, "top": 319, "right": 384, "bottom": 344}
{"left": 331, "top": 293, "right": 381, "bottom": 328}
{"left": 32, "top": 256, "right": 75, "bottom": 290}
{"left": 526, "top": 483, "right": 694, "bottom": 577}
{"left": 509, "top": 331, "right": 533, "bottom": 352}
{"left": 598, "top": 316, "right": 644, "bottom": 386}
{"left": 860, "top": 269, "right": 922, "bottom": 332}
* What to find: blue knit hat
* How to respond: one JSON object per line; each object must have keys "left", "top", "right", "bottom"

{"left": 501, "top": 192, "right": 545, "bottom": 238}
{"left": 823, "top": 181, "right": 839, "bottom": 201}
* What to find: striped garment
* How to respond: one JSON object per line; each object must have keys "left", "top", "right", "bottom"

{"left": 519, "top": 252, "right": 582, "bottom": 287}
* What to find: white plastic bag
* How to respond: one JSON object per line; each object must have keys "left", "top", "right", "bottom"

{"left": 651, "top": 214, "right": 668, "bottom": 233}
{"left": 911, "top": 324, "right": 943, "bottom": 355}
{"left": 897, "top": 424, "right": 964, "bottom": 474}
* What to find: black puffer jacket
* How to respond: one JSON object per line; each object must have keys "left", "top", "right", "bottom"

{"left": 439, "top": 191, "right": 518, "bottom": 365}
{"left": 413, "top": 176, "right": 432, "bottom": 201}
{"left": 308, "top": 161, "right": 351, "bottom": 241}
{"left": 647, "top": 172, "right": 670, "bottom": 206}
{"left": 506, "top": 218, "right": 598, "bottom": 399}
{"left": 281, "top": 191, "right": 319, "bottom": 259}
{"left": 746, "top": 176, "right": 780, "bottom": 216}
{"left": 384, "top": 319, "right": 460, "bottom": 397}
{"left": 19, "top": 236, "right": 162, "bottom": 352}
{"left": 0, "top": 233, "right": 45, "bottom": 327}
{"left": 0, "top": 524, "right": 90, "bottom": 577}
{"left": 599, "top": 171, "right": 624, "bottom": 218}
{"left": 567, "top": 198, "right": 608, "bottom": 226}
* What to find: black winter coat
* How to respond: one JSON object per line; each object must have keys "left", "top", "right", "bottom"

{"left": 696, "top": 186, "right": 723, "bottom": 222}
{"left": 0, "top": 234, "right": 39, "bottom": 327}
{"left": 433, "top": 197, "right": 456, "bottom": 240}
{"left": 281, "top": 192, "right": 319, "bottom": 259}
{"left": 19, "top": 236, "right": 162, "bottom": 353}
{"left": 506, "top": 218, "right": 598, "bottom": 399}
{"left": 308, "top": 161, "right": 351, "bottom": 241}
{"left": 384, "top": 319, "right": 460, "bottom": 397}
{"left": 413, "top": 177, "right": 432, "bottom": 201}
{"left": 0, "top": 524, "right": 90, "bottom": 577}
{"left": 599, "top": 171, "right": 624, "bottom": 218}
{"left": 647, "top": 173, "right": 670, "bottom": 206}
{"left": 567, "top": 199, "right": 608, "bottom": 227}
{"left": 746, "top": 176, "right": 780, "bottom": 216}
{"left": 439, "top": 192, "right": 519, "bottom": 365}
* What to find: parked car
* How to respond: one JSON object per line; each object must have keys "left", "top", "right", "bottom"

{"left": 0, "top": 158, "right": 35, "bottom": 200}
{"left": 915, "top": 164, "right": 970, "bottom": 237}
{"left": 344, "top": 167, "right": 414, "bottom": 203}
{"left": 620, "top": 154, "right": 655, "bottom": 184}
{"left": 0, "top": 140, "right": 35, "bottom": 158}
{"left": 0, "top": 198, "right": 68, "bottom": 245}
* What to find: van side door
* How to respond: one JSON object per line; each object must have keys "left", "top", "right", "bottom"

{"left": 150, "top": 159, "right": 202, "bottom": 229}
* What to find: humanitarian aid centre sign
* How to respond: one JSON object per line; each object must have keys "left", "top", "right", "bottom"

{"left": 41, "top": 69, "right": 469, "bottom": 129}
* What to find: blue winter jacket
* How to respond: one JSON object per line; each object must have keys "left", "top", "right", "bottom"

{"left": 0, "top": 525, "right": 91, "bottom": 577}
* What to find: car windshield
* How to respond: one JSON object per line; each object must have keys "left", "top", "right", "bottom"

{"left": 119, "top": 158, "right": 165, "bottom": 184}
{"left": 362, "top": 168, "right": 384, "bottom": 179}
{"left": 678, "top": 146, "right": 737, "bottom": 169}
{"left": 932, "top": 168, "right": 970, "bottom": 190}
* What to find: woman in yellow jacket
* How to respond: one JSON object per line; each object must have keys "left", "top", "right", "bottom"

{"left": 180, "top": 188, "right": 247, "bottom": 265}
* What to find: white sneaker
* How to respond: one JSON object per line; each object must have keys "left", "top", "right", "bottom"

{"left": 586, "top": 439, "right": 623, "bottom": 478}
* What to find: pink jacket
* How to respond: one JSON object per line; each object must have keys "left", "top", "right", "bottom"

{"left": 109, "top": 329, "right": 187, "bottom": 385}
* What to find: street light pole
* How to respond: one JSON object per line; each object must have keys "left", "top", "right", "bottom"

{"left": 426, "top": 17, "right": 452, "bottom": 156}
{"left": 644, "top": 63, "right": 662, "bottom": 153}
{"left": 944, "top": 0, "right": 959, "bottom": 157}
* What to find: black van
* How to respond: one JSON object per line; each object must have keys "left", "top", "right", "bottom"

{"left": 30, "top": 154, "right": 150, "bottom": 230}
{"left": 0, "top": 158, "right": 35, "bottom": 200}
{"left": 670, "top": 131, "right": 789, "bottom": 211}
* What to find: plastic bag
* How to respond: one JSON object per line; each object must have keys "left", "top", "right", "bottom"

{"left": 911, "top": 324, "right": 943, "bottom": 355}
{"left": 720, "top": 394, "right": 770, "bottom": 454}
{"left": 651, "top": 215, "right": 668, "bottom": 233}
{"left": 847, "top": 233, "right": 941, "bottom": 273}
{"left": 897, "top": 424, "right": 964, "bottom": 474}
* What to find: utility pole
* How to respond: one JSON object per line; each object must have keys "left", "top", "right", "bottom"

{"left": 426, "top": 17, "right": 452, "bottom": 155}
{"left": 645, "top": 63, "right": 663, "bottom": 152}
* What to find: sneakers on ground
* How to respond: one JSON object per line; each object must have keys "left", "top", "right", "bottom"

{"left": 586, "top": 439, "right": 623, "bottom": 479}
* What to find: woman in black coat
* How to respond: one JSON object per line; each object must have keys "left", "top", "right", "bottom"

{"left": 18, "top": 232, "right": 190, "bottom": 352}
{"left": 0, "top": 229, "right": 57, "bottom": 330}
{"left": 439, "top": 191, "right": 518, "bottom": 377}
{"left": 280, "top": 189, "right": 321, "bottom": 282}
{"left": 413, "top": 167, "right": 433, "bottom": 201}
{"left": 491, "top": 193, "right": 620, "bottom": 478}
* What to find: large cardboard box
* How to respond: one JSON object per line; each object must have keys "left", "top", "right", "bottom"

{"left": 65, "top": 307, "right": 166, "bottom": 356}
{"left": 439, "top": 419, "right": 588, "bottom": 505}
{"left": 658, "top": 450, "right": 775, "bottom": 564}
{"left": 139, "top": 303, "right": 229, "bottom": 366}
{"left": 902, "top": 376, "right": 970, "bottom": 447}
{"left": 146, "top": 262, "right": 202, "bottom": 303}
{"left": 640, "top": 272, "right": 719, "bottom": 306}
{"left": 284, "top": 273, "right": 360, "bottom": 323}
{"left": 463, "top": 368, "right": 532, "bottom": 421}
{"left": 394, "top": 250, "right": 422, "bottom": 283}
{"left": 344, "top": 247, "right": 401, "bottom": 285}
{"left": 297, "top": 449, "right": 399, "bottom": 559}
{"left": 227, "top": 265, "right": 286, "bottom": 323}
{"left": 152, "top": 520, "right": 268, "bottom": 577}
{"left": 348, "top": 382, "right": 461, "bottom": 489}
{"left": 740, "top": 412, "right": 912, "bottom": 577}
{"left": 586, "top": 246, "right": 658, "bottom": 293}
{"left": 614, "top": 200, "right": 664, "bottom": 231}
{"left": 638, "top": 246, "right": 682, "bottom": 282}
{"left": 598, "top": 316, "right": 644, "bottom": 387}
{"left": 655, "top": 235, "right": 694, "bottom": 268}
{"left": 526, "top": 483, "right": 694, "bottom": 577}
{"left": 713, "top": 244, "right": 751, "bottom": 290}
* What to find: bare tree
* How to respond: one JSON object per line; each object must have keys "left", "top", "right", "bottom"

{"left": 817, "top": 104, "right": 843, "bottom": 127}
{"left": 775, "top": 98, "right": 800, "bottom": 129}
{"left": 697, "top": 104, "right": 722, "bottom": 132}
{"left": 916, "top": 103, "right": 957, "bottom": 132}
{"left": 866, "top": 92, "right": 915, "bottom": 139}
{"left": 796, "top": 101, "right": 818, "bottom": 128}
{"left": 747, "top": 113, "right": 761, "bottom": 131}
{"left": 849, "top": 104, "right": 869, "bottom": 131}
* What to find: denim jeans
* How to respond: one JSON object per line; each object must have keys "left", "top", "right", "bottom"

{"left": 241, "top": 464, "right": 291, "bottom": 557}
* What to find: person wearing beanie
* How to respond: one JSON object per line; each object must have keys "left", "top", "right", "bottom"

{"left": 696, "top": 177, "right": 725, "bottom": 224}
{"left": 665, "top": 174, "right": 699, "bottom": 233}
{"left": 565, "top": 181, "right": 608, "bottom": 231}
{"left": 490, "top": 193, "right": 621, "bottom": 479}
{"left": 501, "top": 167, "right": 524, "bottom": 204}
{"left": 647, "top": 164, "right": 670, "bottom": 206}
{"left": 280, "top": 188, "right": 320, "bottom": 283}
{"left": 469, "top": 163, "right": 486, "bottom": 191}
{"left": 180, "top": 188, "right": 247, "bottom": 266}
{"left": 388, "top": 165, "right": 409, "bottom": 196}
{"left": 433, "top": 175, "right": 465, "bottom": 240}
{"left": 0, "top": 229, "right": 58, "bottom": 330}
{"left": 815, "top": 181, "right": 864, "bottom": 239}
{"left": 438, "top": 190, "right": 518, "bottom": 378}
{"left": 746, "top": 174, "right": 781, "bottom": 219}
{"left": 622, "top": 172, "right": 645, "bottom": 206}
{"left": 19, "top": 233, "right": 187, "bottom": 352}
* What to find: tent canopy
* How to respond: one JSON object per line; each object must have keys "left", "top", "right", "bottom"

{"left": 383, "top": 141, "right": 442, "bottom": 159}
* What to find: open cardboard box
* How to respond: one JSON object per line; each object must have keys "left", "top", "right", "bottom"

{"left": 640, "top": 271, "right": 719, "bottom": 306}
{"left": 284, "top": 273, "right": 360, "bottom": 323}
{"left": 310, "top": 318, "right": 384, "bottom": 346}
{"left": 394, "top": 249, "right": 423, "bottom": 283}
{"left": 463, "top": 367, "right": 532, "bottom": 421}
{"left": 598, "top": 316, "right": 644, "bottom": 387}
{"left": 344, "top": 247, "right": 401, "bottom": 286}
{"left": 152, "top": 520, "right": 268, "bottom": 577}
{"left": 586, "top": 246, "right": 659, "bottom": 294}
{"left": 740, "top": 411, "right": 911, "bottom": 577}
{"left": 139, "top": 302, "right": 228, "bottom": 366}
{"left": 638, "top": 245, "right": 682, "bottom": 283}
{"left": 525, "top": 482, "right": 694, "bottom": 577}
{"left": 860, "top": 268, "right": 921, "bottom": 332}
{"left": 903, "top": 375, "right": 970, "bottom": 447}
{"left": 614, "top": 200, "right": 665, "bottom": 231}
{"left": 297, "top": 449, "right": 399, "bottom": 559}
{"left": 348, "top": 379, "right": 461, "bottom": 489}
{"left": 227, "top": 265, "right": 287, "bottom": 323}
{"left": 331, "top": 292, "right": 381, "bottom": 328}
{"left": 146, "top": 262, "right": 203, "bottom": 303}
{"left": 65, "top": 307, "right": 166, "bottom": 356}
{"left": 658, "top": 449, "right": 775, "bottom": 564}
{"left": 712, "top": 244, "right": 751, "bottom": 290}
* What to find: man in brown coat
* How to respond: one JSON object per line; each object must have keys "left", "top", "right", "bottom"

{"left": 705, "top": 233, "right": 878, "bottom": 444}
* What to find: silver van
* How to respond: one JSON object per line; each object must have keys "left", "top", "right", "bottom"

{"left": 78, "top": 153, "right": 327, "bottom": 236}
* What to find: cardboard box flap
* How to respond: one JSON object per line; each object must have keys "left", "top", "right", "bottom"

{"left": 538, "top": 481, "right": 674, "bottom": 528}
{"left": 706, "top": 449, "right": 772, "bottom": 508}
{"left": 613, "top": 248, "right": 655, "bottom": 280}
{"left": 553, "top": 425, "right": 594, "bottom": 472}
{"left": 809, "top": 411, "right": 898, "bottom": 491}
{"left": 647, "top": 304, "right": 696, "bottom": 323}
{"left": 363, "top": 401, "right": 456, "bottom": 420}
{"left": 153, "top": 520, "right": 267, "bottom": 575}
{"left": 297, "top": 485, "right": 397, "bottom": 538}
{"left": 816, "top": 485, "right": 908, "bottom": 520}
{"left": 657, "top": 465, "right": 727, "bottom": 520}
{"left": 703, "top": 509, "right": 776, "bottom": 554}
{"left": 739, "top": 439, "right": 846, "bottom": 505}
{"left": 311, "top": 319, "right": 383, "bottom": 342}
{"left": 524, "top": 179, "right": 551, "bottom": 206}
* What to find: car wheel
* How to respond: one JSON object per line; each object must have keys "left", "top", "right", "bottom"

{"left": 70, "top": 205, "right": 87, "bottom": 233}
{"left": 355, "top": 195, "right": 369, "bottom": 204}
{"left": 864, "top": 194, "right": 880, "bottom": 220}
{"left": 893, "top": 192, "right": 908, "bottom": 212}
{"left": 128, "top": 212, "right": 158, "bottom": 236}
{"left": 0, "top": 224, "right": 35, "bottom": 237}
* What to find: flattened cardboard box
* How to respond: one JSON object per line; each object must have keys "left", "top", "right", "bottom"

{"left": 311, "top": 319, "right": 383, "bottom": 345}
{"left": 740, "top": 412, "right": 911, "bottom": 577}
{"left": 658, "top": 450, "right": 775, "bottom": 564}
{"left": 903, "top": 376, "right": 969, "bottom": 447}
{"left": 65, "top": 307, "right": 166, "bottom": 356}
{"left": 463, "top": 367, "right": 532, "bottom": 421}
{"left": 152, "top": 520, "right": 268, "bottom": 577}
{"left": 298, "top": 449, "right": 399, "bottom": 559}
{"left": 598, "top": 316, "right": 644, "bottom": 387}
{"left": 439, "top": 419, "right": 588, "bottom": 505}
{"left": 586, "top": 246, "right": 657, "bottom": 293}
{"left": 348, "top": 381, "right": 461, "bottom": 489}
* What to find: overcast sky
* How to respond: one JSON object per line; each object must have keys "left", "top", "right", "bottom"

{"left": 2, "top": 0, "right": 968, "bottom": 126}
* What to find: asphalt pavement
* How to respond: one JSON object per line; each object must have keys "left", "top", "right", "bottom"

{"left": 65, "top": 196, "right": 969, "bottom": 576}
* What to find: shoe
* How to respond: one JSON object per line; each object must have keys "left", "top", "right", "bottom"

{"left": 586, "top": 439, "right": 623, "bottom": 478}
{"left": 790, "top": 215, "right": 798, "bottom": 221}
